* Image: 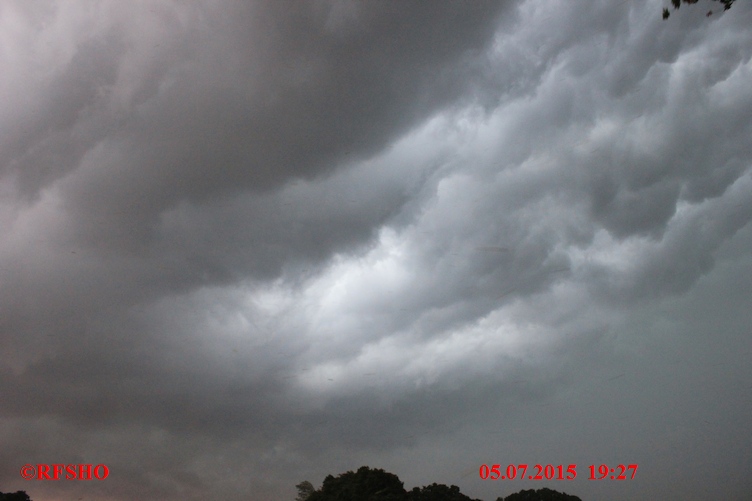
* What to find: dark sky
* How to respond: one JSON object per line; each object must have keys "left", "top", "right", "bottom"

{"left": 1, "top": 1, "right": 751, "bottom": 500}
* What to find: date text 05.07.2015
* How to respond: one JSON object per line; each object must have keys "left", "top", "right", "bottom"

{"left": 479, "top": 464, "right": 638, "bottom": 481}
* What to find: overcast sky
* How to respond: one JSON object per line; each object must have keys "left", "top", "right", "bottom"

{"left": 1, "top": 1, "right": 751, "bottom": 500}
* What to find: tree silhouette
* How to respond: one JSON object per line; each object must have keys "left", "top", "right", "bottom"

{"left": 0, "top": 492, "right": 32, "bottom": 501}
{"left": 407, "top": 483, "right": 482, "bottom": 501}
{"left": 306, "top": 466, "right": 407, "bottom": 501}
{"left": 662, "top": 0, "right": 734, "bottom": 19}
{"left": 495, "top": 487, "right": 582, "bottom": 501}
{"left": 296, "top": 480, "right": 316, "bottom": 501}
{"left": 297, "top": 467, "right": 583, "bottom": 501}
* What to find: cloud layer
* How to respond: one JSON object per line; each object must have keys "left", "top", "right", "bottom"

{"left": 1, "top": 1, "right": 751, "bottom": 500}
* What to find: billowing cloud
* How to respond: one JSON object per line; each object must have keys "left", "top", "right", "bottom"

{"left": 1, "top": 1, "right": 751, "bottom": 500}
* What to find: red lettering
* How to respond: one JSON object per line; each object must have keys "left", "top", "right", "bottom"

{"left": 93, "top": 464, "right": 109, "bottom": 480}
{"left": 77, "top": 464, "right": 92, "bottom": 480}
{"left": 37, "top": 464, "right": 51, "bottom": 480}
{"left": 23, "top": 462, "right": 108, "bottom": 481}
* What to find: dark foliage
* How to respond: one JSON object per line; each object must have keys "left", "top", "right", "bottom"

{"left": 0, "top": 492, "right": 32, "bottom": 501}
{"left": 296, "top": 480, "right": 316, "bottom": 501}
{"left": 407, "top": 483, "right": 483, "bottom": 501}
{"left": 495, "top": 487, "right": 582, "bottom": 501}
{"left": 297, "top": 467, "right": 582, "bottom": 501}
{"left": 662, "top": 0, "right": 734, "bottom": 19}
{"left": 306, "top": 466, "right": 407, "bottom": 501}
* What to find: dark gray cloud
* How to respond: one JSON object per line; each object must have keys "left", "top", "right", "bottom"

{"left": 1, "top": 1, "right": 751, "bottom": 500}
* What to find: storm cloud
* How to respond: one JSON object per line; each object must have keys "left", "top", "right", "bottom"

{"left": 1, "top": 1, "right": 751, "bottom": 500}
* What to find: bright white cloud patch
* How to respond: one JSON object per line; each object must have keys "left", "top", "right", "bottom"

{"left": 1, "top": 1, "right": 751, "bottom": 500}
